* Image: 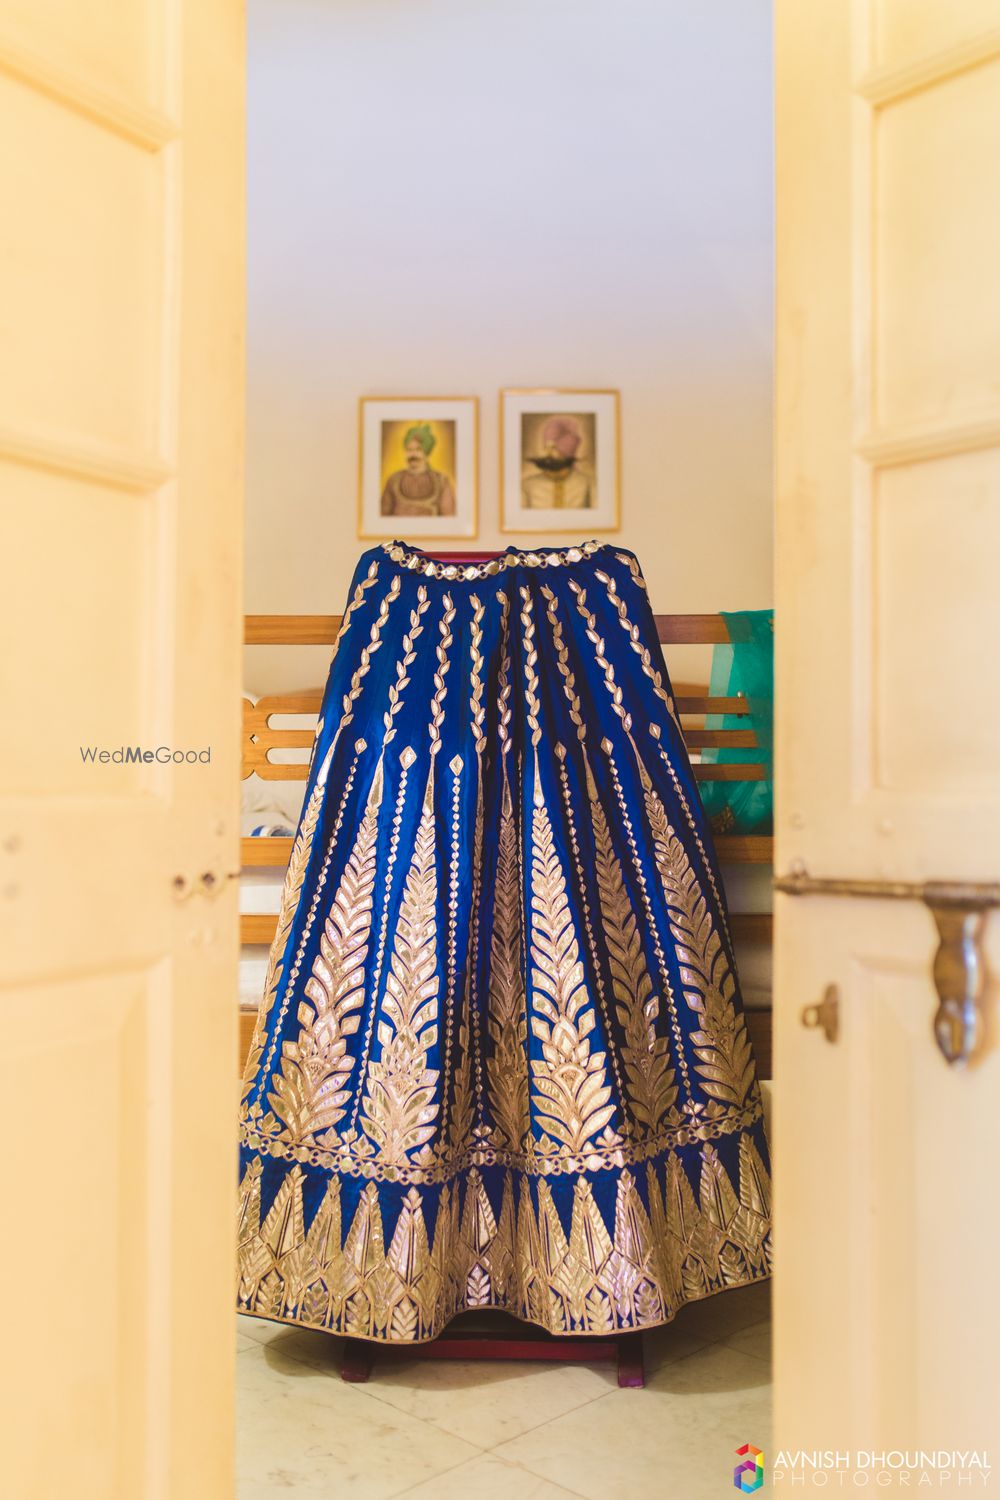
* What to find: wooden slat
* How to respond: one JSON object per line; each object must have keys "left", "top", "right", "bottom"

{"left": 240, "top": 1006, "right": 257, "bottom": 1070}
{"left": 246, "top": 764, "right": 309, "bottom": 783}
{"left": 715, "top": 834, "right": 773, "bottom": 864}
{"left": 653, "top": 613, "right": 730, "bottom": 644}
{"left": 730, "top": 913, "right": 773, "bottom": 943}
{"left": 246, "top": 614, "right": 341, "bottom": 644}
{"left": 683, "top": 729, "right": 757, "bottom": 749}
{"left": 694, "top": 764, "right": 766, "bottom": 782}
{"left": 246, "top": 613, "right": 735, "bottom": 648}
{"left": 241, "top": 913, "right": 278, "bottom": 944}
{"left": 241, "top": 835, "right": 293, "bottom": 866}
{"left": 676, "top": 696, "right": 748, "bottom": 716}
{"left": 745, "top": 1010, "right": 772, "bottom": 1080}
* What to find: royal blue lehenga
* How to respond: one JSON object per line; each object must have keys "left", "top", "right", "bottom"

{"left": 237, "top": 540, "right": 772, "bottom": 1343}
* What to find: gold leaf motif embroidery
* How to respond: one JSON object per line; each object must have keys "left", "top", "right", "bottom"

{"left": 447, "top": 762, "right": 476, "bottom": 1152}
{"left": 595, "top": 567, "right": 680, "bottom": 730}
{"left": 268, "top": 759, "right": 384, "bottom": 1143}
{"left": 528, "top": 780, "right": 617, "bottom": 1153}
{"left": 588, "top": 758, "right": 678, "bottom": 1132}
{"left": 645, "top": 787, "right": 755, "bottom": 1107}
{"left": 485, "top": 774, "right": 529, "bottom": 1151}
{"left": 241, "top": 742, "right": 335, "bottom": 1101}
{"left": 360, "top": 769, "right": 441, "bottom": 1164}
{"left": 237, "top": 1139, "right": 770, "bottom": 1341}
{"left": 245, "top": 570, "right": 401, "bottom": 1105}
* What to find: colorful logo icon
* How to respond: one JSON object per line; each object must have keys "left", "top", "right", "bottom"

{"left": 734, "top": 1443, "right": 765, "bottom": 1492}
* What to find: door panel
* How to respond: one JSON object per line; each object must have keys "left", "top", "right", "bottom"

{"left": 876, "top": 56, "right": 1000, "bottom": 430}
{"left": 0, "top": 2, "right": 243, "bottom": 1495}
{"left": 0, "top": 0, "right": 169, "bottom": 109}
{"left": 0, "top": 72, "right": 167, "bottom": 454}
{"left": 776, "top": 900, "right": 1000, "bottom": 1447}
{"left": 777, "top": 3, "right": 1000, "bottom": 884}
{"left": 873, "top": 0, "right": 1000, "bottom": 71}
{"left": 874, "top": 449, "right": 1000, "bottom": 799}
{"left": 776, "top": 0, "right": 1000, "bottom": 1460}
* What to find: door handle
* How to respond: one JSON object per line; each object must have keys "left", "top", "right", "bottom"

{"left": 776, "top": 871, "right": 998, "bottom": 1067}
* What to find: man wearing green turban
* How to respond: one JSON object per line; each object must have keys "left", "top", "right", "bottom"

{"left": 380, "top": 422, "right": 457, "bottom": 518}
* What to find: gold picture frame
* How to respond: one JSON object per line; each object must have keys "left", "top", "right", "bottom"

{"left": 499, "top": 387, "right": 621, "bottom": 534}
{"left": 358, "top": 395, "right": 479, "bottom": 541}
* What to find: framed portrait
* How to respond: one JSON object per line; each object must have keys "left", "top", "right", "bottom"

{"left": 500, "top": 388, "right": 620, "bottom": 534}
{"left": 358, "top": 396, "right": 479, "bottom": 540}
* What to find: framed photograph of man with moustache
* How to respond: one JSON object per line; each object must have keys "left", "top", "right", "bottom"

{"left": 358, "top": 395, "right": 479, "bottom": 539}
{"left": 500, "top": 388, "right": 620, "bottom": 534}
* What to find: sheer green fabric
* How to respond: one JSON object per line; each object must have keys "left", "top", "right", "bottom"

{"left": 699, "top": 609, "right": 774, "bottom": 836}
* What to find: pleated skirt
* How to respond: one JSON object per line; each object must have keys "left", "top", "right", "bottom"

{"left": 238, "top": 539, "right": 772, "bottom": 1343}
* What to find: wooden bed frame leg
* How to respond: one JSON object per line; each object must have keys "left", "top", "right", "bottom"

{"left": 616, "top": 1331, "right": 645, "bottom": 1389}
{"left": 340, "top": 1337, "right": 376, "bottom": 1383}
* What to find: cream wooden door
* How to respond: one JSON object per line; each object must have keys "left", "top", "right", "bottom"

{"left": 0, "top": 3, "right": 243, "bottom": 1496}
{"left": 775, "top": 0, "right": 1000, "bottom": 1470}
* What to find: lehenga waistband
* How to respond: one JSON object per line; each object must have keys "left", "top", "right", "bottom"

{"left": 381, "top": 538, "right": 607, "bottom": 581}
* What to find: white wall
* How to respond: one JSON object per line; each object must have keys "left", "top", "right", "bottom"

{"left": 246, "top": 0, "right": 774, "bottom": 694}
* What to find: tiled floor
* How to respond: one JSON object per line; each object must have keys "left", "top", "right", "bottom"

{"left": 237, "top": 1280, "right": 771, "bottom": 1499}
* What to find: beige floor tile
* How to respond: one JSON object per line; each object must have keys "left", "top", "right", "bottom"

{"left": 719, "top": 1317, "right": 771, "bottom": 1365}
{"left": 396, "top": 1451, "right": 587, "bottom": 1500}
{"left": 236, "top": 1342, "right": 480, "bottom": 1499}
{"left": 642, "top": 1320, "right": 714, "bottom": 1377}
{"left": 237, "top": 1314, "right": 343, "bottom": 1371}
{"left": 357, "top": 1351, "right": 613, "bottom": 1449}
{"left": 237, "top": 1312, "right": 277, "bottom": 1345}
{"left": 671, "top": 1278, "right": 772, "bottom": 1344}
{"left": 493, "top": 1341, "right": 772, "bottom": 1500}
{"left": 238, "top": 1312, "right": 707, "bottom": 1446}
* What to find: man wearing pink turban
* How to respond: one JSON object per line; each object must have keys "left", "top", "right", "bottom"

{"left": 522, "top": 413, "right": 595, "bottom": 509}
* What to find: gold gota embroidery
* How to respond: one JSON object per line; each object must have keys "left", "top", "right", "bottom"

{"left": 240, "top": 1083, "right": 763, "bottom": 1182}
{"left": 360, "top": 763, "right": 442, "bottom": 1166}
{"left": 236, "top": 1130, "right": 771, "bottom": 1342}
{"left": 520, "top": 587, "right": 618, "bottom": 1159}
{"left": 485, "top": 774, "right": 529, "bottom": 1153}
{"left": 243, "top": 740, "right": 369, "bottom": 1133}
{"left": 541, "top": 586, "right": 630, "bottom": 1125}
{"left": 464, "top": 595, "right": 488, "bottom": 1131}
{"left": 444, "top": 756, "right": 471, "bottom": 1149}
{"left": 345, "top": 589, "right": 431, "bottom": 1132}
{"left": 485, "top": 593, "right": 529, "bottom": 1154}
{"left": 383, "top": 538, "right": 604, "bottom": 580}
{"left": 568, "top": 582, "right": 695, "bottom": 1098}
{"left": 584, "top": 752, "right": 679, "bottom": 1134}
{"left": 553, "top": 742, "right": 628, "bottom": 1115}
{"left": 645, "top": 796, "right": 756, "bottom": 1109}
{"left": 239, "top": 546, "right": 771, "bottom": 1348}
{"left": 595, "top": 568, "right": 681, "bottom": 731}
{"left": 241, "top": 741, "right": 334, "bottom": 1101}
{"left": 268, "top": 757, "right": 384, "bottom": 1145}
{"left": 649, "top": 723, "right": 732, "bottom": 946}
{"left": 358, "top": 599, "right": 453, "bottom": 1167}
{"left": 244, "top": 572, "right": 403, "bottom": 1102}
{"left": 242, "top": 571, "right": 382, "bottom": 1095}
